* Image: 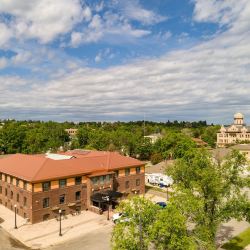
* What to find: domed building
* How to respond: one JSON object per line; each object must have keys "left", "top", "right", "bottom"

{"left": 217, "top": 113, "right": 250, "bottom": 147}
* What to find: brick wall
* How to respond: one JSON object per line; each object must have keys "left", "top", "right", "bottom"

{"left": 0, "top": 178, "right": 32, "bottom": 222}
{"left": 31, "top": 184, "right": 87, "bottom": 223}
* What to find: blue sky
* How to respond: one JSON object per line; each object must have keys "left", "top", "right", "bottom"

{"left": 0, "top": 0, "right": 250, "bottom": 123}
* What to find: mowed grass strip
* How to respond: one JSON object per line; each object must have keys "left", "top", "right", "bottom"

{"left": 222, "top": 227, "right": 250, "bottom": 250}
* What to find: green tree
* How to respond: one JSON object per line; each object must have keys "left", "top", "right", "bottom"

{"left": 153, "top": 132, "right": 196, "bottom": 159}
{"left": 167, "top": 148, "right": 250, "bottom": 249}
{"left": 111, "top": 196, "right": 158, "bottom": 250}
{"left": 77, "top": 127, "right": 89, "bottom": 148}
{"left": 150, "top": 204, "right": 196, "bottom": 250}
{"left": 201, "top": 125, "right": 220, "bottom": 148}
{"left": 0, "top": 122, "right": 28, "bottom": 153}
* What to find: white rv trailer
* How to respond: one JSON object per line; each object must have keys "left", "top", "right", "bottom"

{"left": 146, "top": 173, "right": 173, "bottom": 187}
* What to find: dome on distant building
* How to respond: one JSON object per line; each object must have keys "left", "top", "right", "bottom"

{"left": 234, "top": 112, "right": 244, "bottom": 119}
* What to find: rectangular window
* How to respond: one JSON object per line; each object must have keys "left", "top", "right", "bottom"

{"left": 92, "top": 177, "right": 98, "bottom": 185}
{"left": 5, "top": 175, "right": 7, "bottom": 182}
{"left": 136, "top": 179, "right": 140, "bottom": 186}
{"left": 100, "top": 176, "right": 104, "bottom": 184}
{"left": 59, "top": 179, "right": 67, "bottom": 188}
{"left": 23, "top": 181, "right": 27, "bottom": 190}
{"left": 136, "top": 167, "right": 141, "bottom": 174}
{"left": 10, "top": 177, "right": 13, "bottom": 184}
{"left": 114, "top": 170, "right": 119, "bottom": 178}
{"left": 11, "top": 191, "right": 13, "bottom": 199}
{"left": 125, "top": 168, "right": 130, "bottom": 176}
{"left": 16, "top": 179, "right": 19, "bottom": 187}
{"left": 59, "top": 194, "right": 65, "bottom": 204}
{"left": 125, "top": 181, "right": 129, "bottom": 189}
{"left": 75, "top": 191, "right": 81, "bottom": 201}
{"left": 75, "top": 177, "right": 82, "bottom": 185}
{"left": 43, "top": 198, "right": 50, "bottom": 208}
{"left": 42, "top": 182, "right": 50, "bottom": 192}
{"left": 0, "top": 186, "right": 2, "bottom": 194}
{"left": 0, "top": 173, "right": 2, "bottom": 180}
{"left": 17, "top": 193, "right": 19, "bottom": 202}
{"left": 5, "top": 188, "right": 7, "bottom": 196}
{"left": 24, "top": 197, "right": 27, "bottom": 206}
{"left": 106, "top": 175, "right": 110, "bottom": 182}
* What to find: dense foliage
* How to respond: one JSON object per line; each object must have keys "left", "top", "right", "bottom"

{"left": 0, "top": 119, "right": 218, "bottom": 157}
{"left": 167, "top": 149, "right": 250, "bottom": 249}
{"left": 111, "top": 149, "right": 250, "bottom": 250}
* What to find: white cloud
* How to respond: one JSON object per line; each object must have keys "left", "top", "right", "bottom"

{"left": 0, "top": 0, "right": 84, "bottom": 45}
{"left": 1, "top": 1, "right": 250, "bottom": 123}
{"left": 95, "top": 53, "right": 102, "bottom": 63}
{"left": 118, "top": 0, "right": 167, "bottom": 25}
{"left": 192, "top": 0, "right": 247, "bottom": 27}
{"left": 0, "top": 57, "right": 8, "bottom": 69}
{"left": 0, "top": 22, "right": 13, "bottom": 47}
{"left": 70, "top": 11, "right": 151, "bottom": 46}
{"left": 94, "top": 48, "right": 115, "bottom": 63}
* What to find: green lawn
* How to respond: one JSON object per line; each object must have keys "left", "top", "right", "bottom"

{"left": 222, "top": 227, "right": 250, "bottom": 250}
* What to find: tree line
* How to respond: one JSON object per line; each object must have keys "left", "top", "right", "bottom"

{"left": 0, "top": 120, "right": 220, "bottom": 159}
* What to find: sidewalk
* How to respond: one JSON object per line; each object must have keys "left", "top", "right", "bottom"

{"left": 0, "top": 205, "right": 113, "bottom": 249}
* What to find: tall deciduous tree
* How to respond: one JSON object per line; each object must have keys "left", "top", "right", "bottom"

{"left": 111, "top": 197, "right": 197, "bottom": 250}
{"left": 167, "top": 148, "right": 250, "bottom": 249}
{"left": 111, "top": 196, "right": 158, "bottom": 250}
{"left": 150, "top": 204, "right": 196, "bottom": 250}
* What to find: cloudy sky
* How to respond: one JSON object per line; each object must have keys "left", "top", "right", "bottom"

{"left": 0, "top": 0, "right": 250, "bottom": 124}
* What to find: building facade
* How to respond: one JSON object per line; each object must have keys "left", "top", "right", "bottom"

{"left": 217, "top": 113, "right": 250, "bottom": 147}
{"left": 0, "top": 151, "right": 145, "bottom": 223}
{"left": 65, "top": 128, "right": 78, "bottom": 137}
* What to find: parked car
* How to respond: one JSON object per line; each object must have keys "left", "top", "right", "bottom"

{"left": 112, "top": 212, "right": 130, "bottom": 224}
{"left": 156, "top": 201, "right": 167, "bottom": 208}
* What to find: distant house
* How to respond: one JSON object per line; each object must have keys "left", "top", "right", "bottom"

{"left": 65, "top": 128, "right": 78, "bottom": 137}
{"left": 144, "top": 133, "right": 162, "bottom": 144}
{"left": 217, "top": 113, "right": 250, "bottom": 147}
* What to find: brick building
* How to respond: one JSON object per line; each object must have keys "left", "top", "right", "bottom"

{"left": 0, "top": 151, "right": 145, "bottom": 223}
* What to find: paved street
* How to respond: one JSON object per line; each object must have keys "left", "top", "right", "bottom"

{"left": 0, "top": 227, "right": 29, "bottom": 250}
{"left": 47, "top": 224, "right": 112, "bottom": 250}
{"left": 0, "top": 224, "right": 112, "bottom": 250}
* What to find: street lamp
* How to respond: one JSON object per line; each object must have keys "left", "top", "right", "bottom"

{"left": 59, "top": 209, "right": 62, "bottom": 236}
{"left": 14, "top": 204, "right": 17, "bottom": 229}
{"left": 102, "top": 196, "right": 110, "bottom": 220}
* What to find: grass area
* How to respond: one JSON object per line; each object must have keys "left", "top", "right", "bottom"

{"left": 222, "top": 227, "right": 250, "bottom": 250}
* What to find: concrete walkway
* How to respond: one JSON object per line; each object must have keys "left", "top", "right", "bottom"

{"left": 0, "top": 205, "right": 113, "bottom": 249}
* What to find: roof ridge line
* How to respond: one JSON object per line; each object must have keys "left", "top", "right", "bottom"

{"left": 31, "top": 157, "right": 50, "bottom": 182}
{"left": 106, "top": 152, "right": 111, "bottom": 171}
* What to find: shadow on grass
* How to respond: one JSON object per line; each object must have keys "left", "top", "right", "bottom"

{"left": 222, "top": 236, "right": 244, "bottom": 250}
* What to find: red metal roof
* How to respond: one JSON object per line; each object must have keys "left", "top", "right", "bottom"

{"left": 0, "top": 151, "right": 143, "bottom": 182}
